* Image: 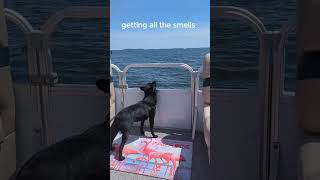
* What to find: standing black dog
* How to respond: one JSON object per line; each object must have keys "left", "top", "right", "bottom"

{"left": 110, "top": 81, "right": 158, "bottom": 161}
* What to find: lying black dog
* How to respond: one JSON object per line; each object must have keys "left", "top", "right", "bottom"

{"left": 110, "top": 81, "right": 158, "bottom": 161}
{"left": 15, "top": 122, "right": 107, "bottom": 180}
{"left": 13, "top": 80, "right": 111, "bottom": 180}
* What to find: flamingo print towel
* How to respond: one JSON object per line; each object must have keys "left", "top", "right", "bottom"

{"left": 110, "top": 134, "right": 193, "bottom": 180}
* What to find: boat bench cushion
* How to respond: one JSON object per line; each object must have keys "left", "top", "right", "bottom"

{"left": 202, "top": 53, "right": 210, "bottom": 161}
{"left": 110, "top": 62, "right": 115, "bottom": 121}
{"left": 301, "top": 143, "right": 320, "bottom": 180}
{"left": 203, "top": 106, "right": 210, "bottom": 157}
{"left": 203, "top": 53, "right": 210, "bottom": 105}
{"left": 110, "top": 82, "right": 115, "bottom": 120}
{"left": 297, "top": 79, "right": 320, "bottom": 134}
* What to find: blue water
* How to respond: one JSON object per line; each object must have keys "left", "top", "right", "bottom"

{"left": 111, "top": 48, "right": 208, "bottom": 89}
{"left": 212, "top": 0, "right": 297, "bottom": 90}
{"left": 5, "top": 0, "right": 297, "bottom": 90}
{"left": 5, "top": 0, "right": 108, "bottom": 84}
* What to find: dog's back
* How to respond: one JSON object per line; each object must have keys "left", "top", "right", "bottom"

{"left": 110, "top": 101, "right": 147, "bottom": 139}
{"left": 115, "top": 101, "right": 150, "bottom": 123}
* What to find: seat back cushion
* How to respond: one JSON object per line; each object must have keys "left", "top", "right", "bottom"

{"left": 296, "top": 52, "right": 320, "bottom": 134}
{"left": 203, "top": 53, "right": 210, "bottom": 105}
{"left": 301, "top": 143, "right": 320, "bottom": 180}
{"left": 110, "top": 62, "right": 115, "bottom": 121}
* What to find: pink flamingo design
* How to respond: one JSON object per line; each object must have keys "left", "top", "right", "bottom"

{"left": 140, "top": 139, "right": 157, "bottom": 159}
{"left": 146, "top": 151, "right": 166, "bottom": 175}
{"left": 160, "top": 153, "right": 186, "bottom": 177}
{"left": 111, "top": 138, "right": 188, "bottom": 177}
{"left": 135, "top": 139, "right": 158, "bottom": 173}
{"left": 112, "top": 144, "right": 141, "bottom": 170}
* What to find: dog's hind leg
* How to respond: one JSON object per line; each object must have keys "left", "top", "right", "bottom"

{"left": 118, "top": 131, "right": 128, "bottom": 161}
{"left": 149, "top": 109, "right": 158, "bottom": 138}
{"left": 140, "top": 120, "right": 145, "bottom": 136}
{"left": 110, "top": 122, "right": 118, "bottom": 151}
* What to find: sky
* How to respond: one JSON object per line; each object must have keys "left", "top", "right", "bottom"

{"left": 110, "top": 0, "right": 210, "bottom": 50}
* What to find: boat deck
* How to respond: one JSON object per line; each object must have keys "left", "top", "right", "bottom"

{"left": 110, "top": 127, "right": 210, "bottom": 180}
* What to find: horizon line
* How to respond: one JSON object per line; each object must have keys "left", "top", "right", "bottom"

{"left": 110, "top": 47, "right": 209, "bottom": 51}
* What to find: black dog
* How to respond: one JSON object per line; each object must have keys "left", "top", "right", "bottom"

{"left": 110, "top": 81, "right": 158, "bottom": 161}
{"left": 15, "top": 122, "right": 107, "bottom": 180}
{"left": 13, "top": 80, "right": 111, "bottom": 180}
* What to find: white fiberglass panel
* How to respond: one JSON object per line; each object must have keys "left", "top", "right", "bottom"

{"left": 115, "top": 88, "right": 192, "bottom": 130}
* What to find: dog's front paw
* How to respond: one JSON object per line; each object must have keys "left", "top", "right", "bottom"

{"left": 152, "top": 134, "right": 158, "bottom": 138}
{"left": 118, "top": 156, "right": 125, "bottom": 161}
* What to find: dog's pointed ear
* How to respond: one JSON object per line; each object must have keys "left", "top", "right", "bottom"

{"left": 151, "top": 81, "right": 156, "bottom": 87}
{"left": 140, "top": 86, "right": 145, "bottom": 91}
{"left": 96, "top": 79, "right": 109, "bottom": 93}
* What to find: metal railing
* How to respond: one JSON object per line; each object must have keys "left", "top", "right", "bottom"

{"left": 4, "top": 6, "right": 108, "bottom": 148}
{"left": 212, "top": 6, "right": 290, "bottom": 180}
{"left": 111, "top": 63, "right": 199, "bottom": 139}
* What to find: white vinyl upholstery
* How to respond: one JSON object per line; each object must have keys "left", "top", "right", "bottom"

{"left": 202, "top": 53, "right": 210, "bottom": 163}
{"left": 110, "top": 62, "right": 115, "bottom": 124}
{"left": 297, "top": 79, "right": 320, "bottom": 180}
{"left": 301, "top": 143, "right": 320, "bottom": 180}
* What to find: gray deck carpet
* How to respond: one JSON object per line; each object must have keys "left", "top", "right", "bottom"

{"left": 110, "top": 127, "right": 210, "bottom": 180}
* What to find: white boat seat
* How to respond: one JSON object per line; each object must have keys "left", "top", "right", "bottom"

{"left": 301, "top": 143, "right": 320, "bottom": 180}
{"left": 297, "top": 78, "right": 320, "bottom": 134}
{"left": 297, "top": 2, "right": 320, "bottom": 179}
{"left": 202, "top": 53, "right": 210, "bottom": 163}
{"left": 110, "top": 61, "right": 115, "bottom": 125}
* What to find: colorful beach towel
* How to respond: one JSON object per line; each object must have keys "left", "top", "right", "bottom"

{"left": 110, "top": 134, "right": 193, "bottom": 180}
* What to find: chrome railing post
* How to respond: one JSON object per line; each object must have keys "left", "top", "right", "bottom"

{"left": 118, "top": 71, "right": 127, "bottom": 109}
{"left": 192, "top": 71, "right": 199, "bottom": 140}
{"left": 268, "top": 23, "right": 296, "bottom": 180}
{"left": 268, "top": 30, "right": 282, "bottom": 180}
{"left": 5, "top": 6, "right": 108, "bottom": 148}
{"left": 259, "top": 31, "right": 273, "bottom": 180}
{"left": 111, "top": 64, "right": 124, "bottom": 110}
{"left": 212, "top": 6, "right": 272, "bottom": 180}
